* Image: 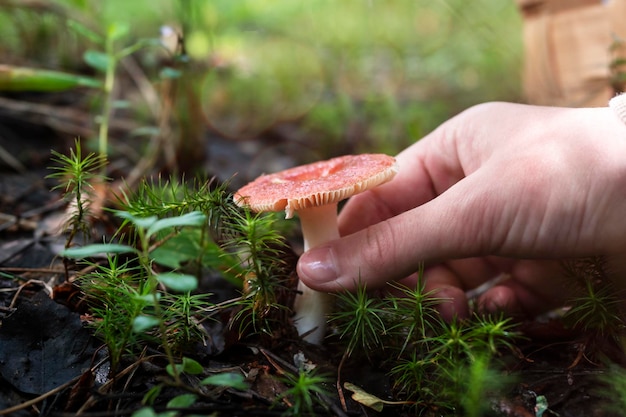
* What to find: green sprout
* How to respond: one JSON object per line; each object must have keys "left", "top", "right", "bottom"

{"left": 47, "top": 139, "right": 108, "bottom": 248}
{"left": 330, "top": 282, "right": 389, "bottom": 357}
{"left": 276, "top": 369, "right": 332, "bottom": 417}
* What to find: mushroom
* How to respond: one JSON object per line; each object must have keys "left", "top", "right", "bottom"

{"left": 234, "top": 153, "right": 398, "bottom": 344}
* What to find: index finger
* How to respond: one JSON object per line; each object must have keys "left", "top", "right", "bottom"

{"left": 339, "top": 131, "right": 465, "bottom": 236}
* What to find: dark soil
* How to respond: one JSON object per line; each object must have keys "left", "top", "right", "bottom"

{"left": 1, "top": 95, "right": 625, "bottom": 417}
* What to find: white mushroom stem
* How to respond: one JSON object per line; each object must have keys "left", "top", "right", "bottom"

{"left": 292, "top": 203, "right": 339, "bottom": 345}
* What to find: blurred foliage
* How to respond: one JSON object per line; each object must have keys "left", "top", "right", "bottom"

{"left": 0, "top": 0, "right": 522, "bottom": 161}
{"left": 0, "top": 64, "right": 101, "bottom": 91}
{"left": 178, "top": 0, "right": 523, "bottom": 155}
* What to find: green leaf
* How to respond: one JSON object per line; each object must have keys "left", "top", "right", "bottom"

{"left": 141, "top": 385, "right": 163, "bottom": 406}
{"left": 62, "top": 244, "right": 135, "bottom": 258}
{"left": 167, "top": 393, "right": 197, "bottom": 409}
{"left": 67, "top": 20, "right": 104, "bottom": 44}
{"left": 133, "top": 315, "right": 161, "bottom": 333}
{"left": 133, "top": 292, "right": 160, "bottom": 303}
{"left": 201, "top": 372, "right": 249, "bottom": 391}
{"left": 0, "top": 65, "right": 102, "bottom": 92}
{"left": 117, "top": 38, "right": 161, "bottom": 60}
{"left": 150, "top": 229, "right": 204, "bottom": 269}
{"left": 165, "top": 363, "right": 178, "bottom": 378}
{"left": 130, "top": 407, "right": 158, "bottom": 417}
{"left": 150, "top": 231, "right": 242, "bottom": 287}
{"left": 84, "top": 50, "right": 111, "bottom": 72}
{"left": 107, "top": 22, "right": 130, "bottom": 42}
{"left": 166, "top": 357, "right": 202, "bottom": 377}
{"left": 116, "top": 211, "right": 158, "bottom": 230}
{"left": 181, "top": 357, "right": 204, "bottom": 375}
{"left": 156, "top": 273, "right": 198, "bottom": 292}
{"left": 146, "top": 211, "right": 206, "bottom": 239}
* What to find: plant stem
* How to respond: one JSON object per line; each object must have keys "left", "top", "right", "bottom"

{"left": 137, "top": 229, "right": 181, "bottom": 385}
{"left": 97, "top": 36, "right": 117, "bottom": 173}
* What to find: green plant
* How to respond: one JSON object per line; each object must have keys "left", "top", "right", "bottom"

{"left": 64, "top": 210, "right": 208, "bottom": 383}
{"left": 330, "top": 268, "right": 519, "bottom": 415}
{"left": 276, "top": 369, "right": 332, "bottom": 417}
{"left": 426, "top": 318, "right": 476, "bottom": 364}
{"left": 119, "top": 178, "right": 231, "bottom": 226}
{"left": 386, "top": 264, "right": 443, "bottom": 354}
{"left": 160, "top": 291, "right": 215, "bottom": 352}
{"left": 598, "top": 364, "right": 626, "bottom": 415}
{"left": 69, "top": 20, "right": 160, "bottom": 166}
{"left": 119, "top": 176, "right": 294, "bottom": 339}
{"left": 47, "top": 139, "right": 108, "bottom": 248}
{"left": 385, "top": 315, "right": 517, "bottom": 414}
{"left": 135, "top": 368, "right": 249, "bottom": 417}
{"left": 330, "top": 282, "right": 390, "bottom": 357}
{"left": 467, "top": 313, "right": 520, "bottom": 355}
{"left": 118, "top": 177, "right": 248, "bottom": 286}
{"left": 330, "top": 263, "right": 445, "bottom": 358}
{"left": 61, "top": 174, "right": 298, "bottom": 392}
{"left": 455, "top": 353, "right": 510, "bottom": 417}
{"left": 388, "top": 350, "right": 431, "bottom": 404}
{"left": 79, "top": 256, "right": 145, "bottom": 373}
{"left": 563, "top": 257, "right": 625, "bottom": 339}
{"left": 0, "top": 65, "right": 102, "bottom": 91}
{"left": 223, "top": 208, "right": 293, "bottom": 337}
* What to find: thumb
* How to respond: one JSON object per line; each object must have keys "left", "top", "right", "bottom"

{"left": 297, "top": 173, "right": 501, "bottom": 292}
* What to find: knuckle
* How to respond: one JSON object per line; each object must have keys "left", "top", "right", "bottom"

{"left": 360, "top": 220, "right": 397, "bottom": 273}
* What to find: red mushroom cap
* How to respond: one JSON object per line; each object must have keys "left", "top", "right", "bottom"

{"left": 234, "top": 154, "right": 398, "bottom": 218}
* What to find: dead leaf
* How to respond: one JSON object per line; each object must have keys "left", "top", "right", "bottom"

{"left": 343, "top": 382, "right": 413, "bottom": 412}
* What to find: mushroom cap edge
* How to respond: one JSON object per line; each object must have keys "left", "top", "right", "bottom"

{"left": 234, "top": 153, "right": 398, "bottom": 219}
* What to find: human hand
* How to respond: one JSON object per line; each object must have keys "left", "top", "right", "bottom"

{"left": 297, "top": 102, "right": 626, "bottom": 319}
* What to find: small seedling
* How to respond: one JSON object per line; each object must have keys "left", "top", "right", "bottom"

{"left": 47, "top": 139, "right": 108, "bottom": 248}
{"left": 69, "top": 20, "right": 160, "bottom": 166}
{"left": 78, "top": 256, "right": 144, "bottom": 373}
{"left": 222, "top": 208, "right": 294, "bottom": 337}
{"left": 563, "top": 256, "right": 626, "bottom": 363}
{"left": 330, "top": 282, "right": 390, "bottom": 357}
{"left": 276, "top": 369, "right": 332, "bottom": 416}
{"left": 386, "top": 263, "right": 443, "bottom": 354}
{"left": 564, "top": 257, "right": 625, "bottom": 336}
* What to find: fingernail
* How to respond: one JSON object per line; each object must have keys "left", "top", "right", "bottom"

{"left": 298, "top": 247, "right": 338, "bottom": 283}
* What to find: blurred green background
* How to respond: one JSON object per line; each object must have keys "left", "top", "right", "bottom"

{"left": 0, "top": 0, "right": 523, "bottom": 180}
